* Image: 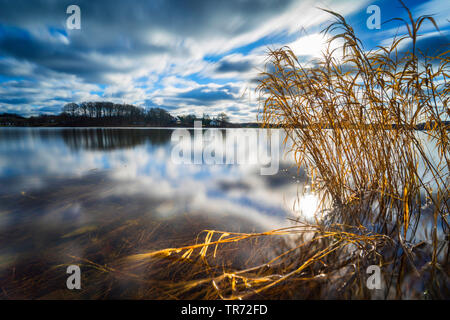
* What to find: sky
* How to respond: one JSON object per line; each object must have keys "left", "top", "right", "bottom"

{"left": 0, "top": 0, "right": 448, "bottom": 122}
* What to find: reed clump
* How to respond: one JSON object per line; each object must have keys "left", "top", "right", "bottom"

{"left": 258, "top": 6, "right": 448, "bottom": 217}
{"left": 254, "top": 3, "right": 449, "bottom": 297}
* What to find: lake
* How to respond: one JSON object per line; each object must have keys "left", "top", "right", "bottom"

{"left": 0, "top": 127, "right": 311, "bottom": 298}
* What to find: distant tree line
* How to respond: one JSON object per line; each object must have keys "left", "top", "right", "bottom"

{"left": 61, "top": 102, "right": 174, "bottom": 126}
{"left": 0, "top": 101, "right": 259, "bottom": 127}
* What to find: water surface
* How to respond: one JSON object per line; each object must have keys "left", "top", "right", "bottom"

{"left": 0, "top": 127, "right": 307, "bottom": 296}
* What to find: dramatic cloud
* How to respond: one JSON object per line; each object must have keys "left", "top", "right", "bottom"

{"left": 0, "top": 0, "right": 447, "bottom": 121}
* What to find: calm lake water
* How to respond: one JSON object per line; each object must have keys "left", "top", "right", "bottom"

{"left": 0, "top": 128, "right": 305, "bottom": 231}
{"left": 0, "top": 127, "right": 312, "bottom": 297}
